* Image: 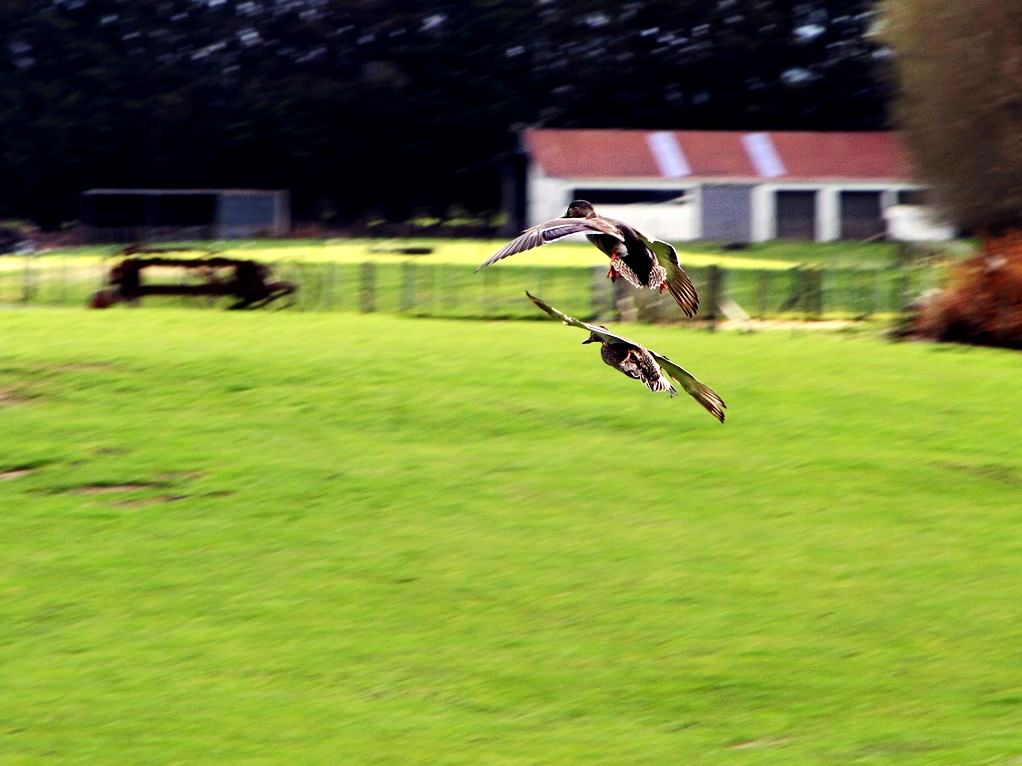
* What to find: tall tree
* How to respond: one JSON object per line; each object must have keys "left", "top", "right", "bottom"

{"left": 886, "top": 0, "right": 1022, "bottom": 240}
{"left": 887, "top": 0, "right": 1022, "bottom": 347}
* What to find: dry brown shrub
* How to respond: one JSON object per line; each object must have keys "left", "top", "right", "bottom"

{"left": 911, "top": 234, "right": 1022, "bottom": 349}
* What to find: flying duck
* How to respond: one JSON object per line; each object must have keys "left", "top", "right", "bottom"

{"left": 479, "top": 200, "right": 699, "bottom": 318}
{"left": 527, "top": 291, "right": 725, "bottom": 422}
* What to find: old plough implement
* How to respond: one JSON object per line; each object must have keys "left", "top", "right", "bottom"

{"left": 90, "top": 246, "right": 296, "bottom": 309}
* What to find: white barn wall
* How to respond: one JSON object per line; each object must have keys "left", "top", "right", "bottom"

{"left": 817, "top": 187, "right": 840, "bottom": 241}
{"left": 751, "top": 185, "right": 775, "bottom": 241}
{"left": 526, "top": 158, "right": 938, "bottom": 242}
{"left": 527, "top": 164, "right": 566, "bottom": 225}
{"left": 526, "top": 165, "right": 696, "bottom": 238}
{"left": 596, "top": 203, "right": 695, "bottom": 240}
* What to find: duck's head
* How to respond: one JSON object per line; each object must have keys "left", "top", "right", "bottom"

{"left": 565, "top": 200, "right": 596, "bottom": 219}
{"left": 581, "top": 329, "right": 607, "bottom": 345}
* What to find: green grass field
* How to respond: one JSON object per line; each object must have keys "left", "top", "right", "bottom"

{"left": 2, "top": 307, "right": 1020, "bottom": 764}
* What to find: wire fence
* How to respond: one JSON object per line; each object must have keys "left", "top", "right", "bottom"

{"left": 0, "top": 255, "right": 943, "bottom": 322}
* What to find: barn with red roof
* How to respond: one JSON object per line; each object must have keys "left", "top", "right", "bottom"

{"left": 521, "top": 129, "right": 951, "bottom": 242}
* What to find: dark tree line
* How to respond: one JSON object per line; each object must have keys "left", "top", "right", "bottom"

{"left": 0, "top": 0, "right": 890, "bottom": 229}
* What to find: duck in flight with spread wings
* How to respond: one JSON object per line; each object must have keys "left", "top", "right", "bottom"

{"left": 478, "top": 200, "right": 699, "bottom": 318}
{"left": 526, "top": 292, "right": 725, "bottom": 423}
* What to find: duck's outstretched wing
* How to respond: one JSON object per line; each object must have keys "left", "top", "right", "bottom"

{"left": 529, "top": 292, "right": 725, "bottom": 421}
{"left": 649, "top": 351, "right": 727, "bottom": 423}
{"left": 528, "top": 291, "right": 725, "bottom": 421}
{"left": 526, "top": 291, "right": 639, "bottom": 346}
{"left": 477, "top": 218, "right": 624, "bottom": 271}
{"left": 633, "top": 229, "right": 700, "bottom": 318}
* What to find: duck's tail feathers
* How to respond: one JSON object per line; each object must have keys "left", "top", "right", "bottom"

{"left": 665, "top": 266, "right": 699, "bottom": 318}
{"left": 654, "top": 353, "right": 727, "bottom": 423}
{"left": 684, "top": 380, "right": 726, "bottom": 423}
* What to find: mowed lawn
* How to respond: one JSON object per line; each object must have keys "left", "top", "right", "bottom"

{"left": 1, "top": 308, "right": 1020, "bottom": 765}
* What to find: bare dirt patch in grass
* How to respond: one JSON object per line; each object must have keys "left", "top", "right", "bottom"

{"left": 52, "top": 362, "right": 116, "bottom": 372}
{"left": 156, "top": 471, "right": 206, "bottom": 482}
{"left": 113, "top": 495, "right": 190, "bottom": 509}
{"left": 60, "top": 471, "right": 211, "bottom": 500}
{"left": 729, "top": 738, "right": 790, "bottom": 750}
{"left": 936, "top": 461, "right": 1022, "bottom": 487}
{"left": 47, "top": 468, "right": 208, "bottom": 498}
{"left": 0, "top": 388, "right": 27, "bottom": 406}
{"left": 92, "top": 447, "right": 129, "bottom": 456}
{"left": 72, "top": 483, "right": 161, "bottom": 494}
{"left": 0, "top": 467, "right": 35, "bottom": 480}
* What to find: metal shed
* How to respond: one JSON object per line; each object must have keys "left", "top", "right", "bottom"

{"left": 81, "top": 188, "right": 290, "bottom": 243}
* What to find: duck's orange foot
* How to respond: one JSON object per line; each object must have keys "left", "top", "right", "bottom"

{"left": 658, "top": 281, "right": 668, "bottom": 294}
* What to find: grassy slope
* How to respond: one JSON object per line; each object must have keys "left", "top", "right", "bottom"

{"left": 1, "top": 308, "right": 1020, "bottom": 764}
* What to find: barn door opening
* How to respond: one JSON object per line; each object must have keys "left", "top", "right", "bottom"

{"left": 839, "top": 191, "right": 884, "bottom": 240}
{"left": 775, "top": 190, "right": 817, "bottom": 240}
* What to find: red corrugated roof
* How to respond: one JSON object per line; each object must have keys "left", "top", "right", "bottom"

{"left": 767, "top": 131, "right": 911, "bottom": 180}
{"left": 671, "top": 131, "right": 757, "bottom": 177}
{"left": 525, "top": 129, "right": 912, "bottom": 181}
{"left": 525, "top": 130, "right": 661, "bottom": 177}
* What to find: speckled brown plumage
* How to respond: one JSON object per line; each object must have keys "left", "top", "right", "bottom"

{"left": 479, "top": 200, "right": 699, "bottom": 318}
{"left": 594, "top": 340, "right": 675, "bottom": 394}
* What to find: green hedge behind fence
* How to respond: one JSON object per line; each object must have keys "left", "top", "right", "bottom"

{"left": 0, "top": 256, "right": 941, "bottom": 322}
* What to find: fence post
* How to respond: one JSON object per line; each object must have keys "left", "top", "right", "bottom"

{"left": 756, "top": 270, "right": 770, "bottom": 318}
{"left": 805, "top": 268, "right": 823, "bottom": 319}
{"left": 443, "top": 265, "right": 459, "bottom": 313}
{"left": 813, "top": 269, "right": 821, "bottom": 318}
{"left": 615, "top": 280, "right": 635, "bottom": 322}
{"left": 324, "top": 262, "right": 336, "bottom": 310}
{"left": 426, "top": 264, "right": 436, "bottom": 316}
{"left": 21, "top": 255, "right": 35, "bottom": 304}
{"left": 401, "top": 261, "right": 416, "bottom": 312}
{"left": 817, "top": 269, "right": 825, "bottom": 318}
{"left": 360, "top": 262, "right": 376, "bottom": 313}
{"left": 590, "top": 265, "right": 611, "bottom": 320}
{"left": 877, "top": 270, "right": 889, "bottom": 318}
{"left": 890, "top": 267, "right": 909, "bottom": 318}
{"left": 483, "top": 268, "right": 499, "bottom": 317}
{"left": 704, "top": 265, "right": 723, "bottom": 329}
{"left": 861, "top": 271, "right": 875, "bottom": 319}
{"left": 292, "top": 264, "right": 306, "bottom": 311}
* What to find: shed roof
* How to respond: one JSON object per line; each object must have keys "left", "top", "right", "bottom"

{"left": 524, "top": 129, "right": 913, "bottom": 182}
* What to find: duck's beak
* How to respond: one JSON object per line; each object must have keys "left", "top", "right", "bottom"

{"left": 581, "top": 336, "right": 596, "bottom": 345}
